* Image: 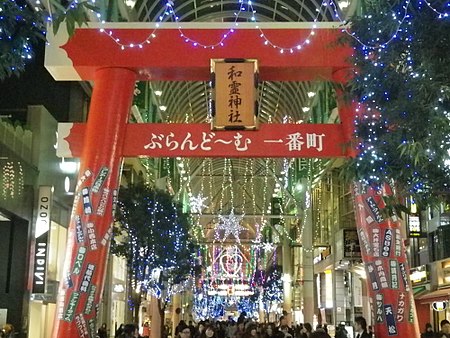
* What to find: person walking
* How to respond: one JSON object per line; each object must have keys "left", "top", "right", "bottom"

{"left": 203, "top": 324, "right": 219, "bottom": 338}
{"left": 1, "top": 324, "right": 14, "bottom": 338}
{"left": 438, "top": 320, "right": 450, "bottom": 338}
{"left": 116, "top": 324, "right": 125, "bottom": 338}
{"left": 335, "top": 324, "right": 348, "bottom": 338}
{"left": 354, "top": 317, "right": 371, "bottom": 338}
{"left": 243, "top": 323, "right": 261, "bottom": 338}
{"left": 299, "top": 323, "right": 312, "bottom": 338}
{"left": 309, "top": 332, "right": 330, "bottom": 338}
{"left": 278, "top": 316, "right": 294, "bottom": 338}
{"left": 142, "top": 322, "right": 150, "bottom": 338}
{"left": 421, "top": 323, "right": 435, "bottom": 338}
{"left": 98, "top": 323, "right": 108, "bottom": 338}
{"left": 178, "top": 322, "right": 193, "bottom": 338}
{"left": 118, "top": 324, "right": 141, "bottom": 338}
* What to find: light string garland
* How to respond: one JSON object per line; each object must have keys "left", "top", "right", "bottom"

{"left": 92, "top": 0, "right": 449, "bottom": 54}
{"left": 1, "top": 160, "right": 24, "bottom": 200}
{"left": 298, "top": 159, "right": 315, "bottom": 254}
{"left": 97, "top": 0, "right": 329, "bottom": 52}
{"left": 217, "top": 158, "right": 228, "bottom": 215}
{"left": 4, "top": 0, "right": 449, "bottom": 79}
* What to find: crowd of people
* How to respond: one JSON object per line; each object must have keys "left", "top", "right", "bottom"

{"left": 421, "top": 320, "right": 450, "bottom": 338}
{"left": 158, "top": 314, "right": 373, "bottom": 338}
{"left": 102, "top": 314, "right": 450, "bottom": 338}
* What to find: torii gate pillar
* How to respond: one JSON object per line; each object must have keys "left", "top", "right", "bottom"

{"left": 51, "top": 67, "right": 136, "bottom": 338}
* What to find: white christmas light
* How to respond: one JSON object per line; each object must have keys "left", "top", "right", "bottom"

{"left": 215, "top": 211, "right": 246, "bottom": 243}
{"left": 189, "top": 194, "right": 208, "bottom": 214}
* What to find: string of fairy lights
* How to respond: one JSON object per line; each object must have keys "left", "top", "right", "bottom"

{"left": 1, "top": 160, "right": 24, "bottom": 200}
{"left": 2, "top": 0, "right": 449, "bottom": 80}
{"left": 182, "top": 155, "right": 289, "bottom": 311}
{"left": 39, "top": 0, "right": 447, "bottom": 54}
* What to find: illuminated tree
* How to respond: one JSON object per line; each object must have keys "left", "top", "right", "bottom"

{"left": 112, "top": 183, "right": 199, "bottom": 331}
{"left": 343, "top": 0, "right": 450, "bottom": 209}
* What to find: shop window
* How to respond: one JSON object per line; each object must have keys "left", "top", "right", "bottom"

{"left": 429, "top": 226, "right": 450, "bottom": 261}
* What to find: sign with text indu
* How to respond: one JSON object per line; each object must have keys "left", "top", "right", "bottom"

{"left": 211, "top": 59, "right": 259, "bottom": 130}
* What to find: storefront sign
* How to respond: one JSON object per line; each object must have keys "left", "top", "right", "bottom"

{"left": 343, "top": 229, "right": 361, "bottom": 258}
{"left": 432, "top": 301, "right": 448, "bottom": 311}
{"left": 57, "top": 123, "right": 348, "bottom": 159}
{"left": 407, "top": 214, "right": 424, "bottom": 237}
{"left": 410, "top": 265, "right": 429, "bottom": 286}
{"left": 32, "top": 186, "right": 52, "bottom": 294}
{"left": 211, "top": 59, "right": 258, "bottom": 130}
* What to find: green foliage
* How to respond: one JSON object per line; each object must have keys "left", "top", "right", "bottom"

{"left": 342, "top": 2, "right": 450, "bottom": 208}
{"left": 50, "top": 0, "right": 99, "bottom": 36}
{"left": 112, "top": 183, "right": 199, "bottom": 297}
{"left": 0, "top": 0, "right": 99, "bottom": 81}
{"left": 0, "top": 0, "right": 45, "bottom": 80}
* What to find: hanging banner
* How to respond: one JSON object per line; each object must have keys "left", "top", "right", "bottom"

{"left": 32, "top": 186, "right": 52, "bottom": 294}
{"left": 353, "top": 182, "right": 420, "bottom": 337}
{"left": 57, "top": 123, "right": 348, "bottom": 159}
{"left": 211, "top": 59, "right": 258, "bottom": 130}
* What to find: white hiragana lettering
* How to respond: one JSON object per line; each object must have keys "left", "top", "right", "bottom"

{"left": 234, "top": 133, "right": 251, "bottom": 151}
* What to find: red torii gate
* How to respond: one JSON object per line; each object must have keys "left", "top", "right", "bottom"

{"left": 45, "top": 22, "right": 419, "bottom": 338}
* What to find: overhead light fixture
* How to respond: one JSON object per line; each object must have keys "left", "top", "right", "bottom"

{"left": 154, "top": 90, "right": 163, "bottom": 96}
{"left": 339, "top": 0, "right": 350, "bottom": 9}
{"left": 64, "top": 176, "right": 71, "bottom": 193}
{"left": 302, "top": 107, "right": 310, "bottom": 112}
{"left": 125, "top": 0, "right": 136, "bottom": 8}
{"left": 307, "top": 91, "right": 316, "bottom": 98}
{"left": 59, "top": 158, "right": 79, "bottom": 174}
{"left": 159, "top": 105, "right": 167, "bottom": 111}
{"left": 113, "top": 284, "right": 125, "bottom": 293}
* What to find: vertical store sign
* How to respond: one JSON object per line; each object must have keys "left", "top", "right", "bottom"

{"left": 211, "top": 59, "right": 258, "bottom": 130}
{"left": 32, "top": 186, "right": 52, "bottom": 294}
{"left": 407, "top": 214, "right": 423, "bottom": 238}
{"left": 343, "top": 229, "right": 362, "bottom": 258}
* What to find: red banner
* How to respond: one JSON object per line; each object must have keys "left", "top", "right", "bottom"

{"left": 353, "top": 182, "right": 420, "bottom": 337}
{"left": 57, "top": 123, "right": 348, "bottom": 158}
